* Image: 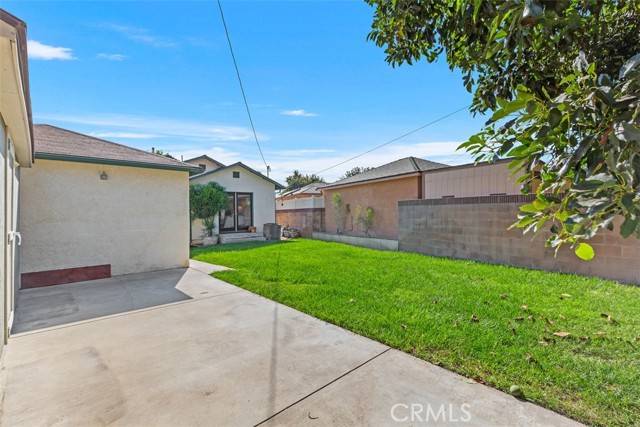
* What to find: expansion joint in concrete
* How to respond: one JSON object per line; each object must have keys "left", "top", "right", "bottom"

{"left": 253, "top": 347, "right": 392, "bottom": 426}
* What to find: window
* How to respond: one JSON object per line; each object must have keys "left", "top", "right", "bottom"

{"left": 219, "top": 192, "right": 253, "bottom": 232}
{"left": 199, "top": 163, "right": 206, "bottom": 170}
{"left": 233, "top": 171, "right": 240, "bottom": 178}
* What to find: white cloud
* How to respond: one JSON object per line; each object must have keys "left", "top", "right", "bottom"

{"left": 27, "top": 40, "right": 75, "bottom": 60}
{"left": 38, "top": 113, "right": 260, "bottom": 143}
{"left": 97, "top": 53, "right": 128, "bottom": 61}
{"left": 263, "top": 141, "right": 473, "bottom": 184}
{"left": 89, "top": 132, "right": 160, "bottom": 139}
{"left": 281, "top": 109, "right": 318, "bottom": 117}
{"left": 100, "top": 24, "right": 177, "bottom": 48}
{"left": 274, "top": 149, "right": 335, "bottom": 156}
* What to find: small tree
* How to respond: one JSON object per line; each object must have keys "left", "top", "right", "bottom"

{"left": 284, "top": 170, "right": 325, "bottom": 192}
{"left": 331, "top": 193, "right": 344, "bottom": 233}
{"left": 190, "top": 182, "right": 229, "bottom": 237}
{"left": 340, "top": 166, "right": 373, "bottom": 180}
{"left": 357, "top": 206, "right": 375, "bottom": 236}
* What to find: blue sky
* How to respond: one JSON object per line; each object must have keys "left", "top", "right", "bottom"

{"left": 4, "top": 0, "right": 487, "bottom": 183}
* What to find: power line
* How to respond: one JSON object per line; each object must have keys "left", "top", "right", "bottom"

{"left": 217, "top": 0, "right": 269, "bottom": 172}
{"left": 314, "top": 105, "right": 471, "bottom": 175}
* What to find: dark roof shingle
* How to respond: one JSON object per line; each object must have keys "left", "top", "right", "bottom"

{"left": 33, "top": 124, "right": 201, "bottom": 173}
{"left": 321, "top": 157, "right": 448, "bottom": 189}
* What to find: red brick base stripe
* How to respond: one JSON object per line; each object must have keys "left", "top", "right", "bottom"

{"left": 21, "top": 265, "right": 111, "bottom": 288}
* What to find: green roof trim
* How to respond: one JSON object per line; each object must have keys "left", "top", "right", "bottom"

{"left": 36, "top": 152, "right": 204, "bottom": 175}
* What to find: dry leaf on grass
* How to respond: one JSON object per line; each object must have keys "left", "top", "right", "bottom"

{"left": 553, "top": 331, "right": 571, "bottom": 337}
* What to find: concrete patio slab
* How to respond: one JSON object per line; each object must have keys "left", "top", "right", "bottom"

{"left": 263, "top": 348, "right": 583, "bottom": 426}
{"left": 1, "top": 269, "right": 387, "bottom": 426}
{"left": 12, "top": 266, "right": 239, "bottom": 334}
{"left": 1, "top": 263, "right": 584, "bottom": 426}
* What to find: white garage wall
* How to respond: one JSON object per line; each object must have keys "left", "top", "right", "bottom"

{"left": 20, "top": 159, "right": 190, "bottom": 276}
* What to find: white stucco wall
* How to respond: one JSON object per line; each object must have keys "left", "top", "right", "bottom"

{"left": 20, "top": 159, "right": 190, "bottom": 277}
{"left": 190, "top": 165, "right": 276, "bottom": 239}
{"left": 186, "top": 158, "right": 221, "bottom": 175}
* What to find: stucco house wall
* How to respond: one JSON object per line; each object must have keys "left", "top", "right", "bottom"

{"left": 190, "top": 163, "right": 277, "bottom": 239}
{"left": 20, "top": 159, "right": 190, "bottom": 277}
{"left": 323, "top": 176, "right": 420, "bottom": 240}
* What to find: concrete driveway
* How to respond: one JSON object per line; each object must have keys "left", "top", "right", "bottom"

{"left": 0, "top": 260, "right": 583, "bottom": 426}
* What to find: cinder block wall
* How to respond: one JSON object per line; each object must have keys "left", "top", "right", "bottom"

{"left": 398, "top": 195, "right": 640, "bottom": 285}
{"left": 276, "top": 208, "right": 325, "bottom": 237}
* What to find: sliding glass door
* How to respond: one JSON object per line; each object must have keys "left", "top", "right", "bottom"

{"left": 219, "top": 192, "right": 253, "bottom": 232}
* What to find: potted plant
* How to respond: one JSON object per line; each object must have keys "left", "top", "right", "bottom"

{"left": 189, "top": 182, "right": 229, "bottom": 246}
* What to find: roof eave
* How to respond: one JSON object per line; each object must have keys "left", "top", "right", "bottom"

{"left": 0, "top": 10, "right": 33, "bottom": 167}
{"left": 36, "top": 152, "right": 203, "bottom": 174}
{"left": 191, "top": 161, "right": 285, "bottom": 189}
{"left": 320, "top": 171, "right": 422, "bottom": 190}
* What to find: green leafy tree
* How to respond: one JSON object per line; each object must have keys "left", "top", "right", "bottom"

{"left": 284, "top": 170, "right": 325, "bottom": 192}
{"left": 150, "top": 148, "right": 176, "bottom": 159}
{"left": 189, "top": 182, "right": 229, "bottom": 237}
{"left": 367, "top": 0, "right": 640, "bottom": 259}
{"left": 340, "top": 166, "right": 374, "bottom": 180}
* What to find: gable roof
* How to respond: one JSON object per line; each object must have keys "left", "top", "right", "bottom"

{"left": 185, "top": 154, "right": 226, "bottom": 169}
{"left": 191, "top": 161, "right": 285, "bottom": 190}
{"left": 278, "top": 182, "right": 324, "bottom": 198}
{"left": 321, "top": 157, "right": 448, "bottom": 189}
{"left": 33, "top": 124, "right": 202, "bottom": 174}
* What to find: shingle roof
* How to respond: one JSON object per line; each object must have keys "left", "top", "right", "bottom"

{"left": 321, "top": 157, "right": 448, "bottom": 189}
{"left": 185, "top": 154, "right": 226, "bottom": 169}
{"left": 33, "top": 124, "right": 201, "bottom": 173}
{"left": 279, "top": 182, "right": 325, "bottom": 198}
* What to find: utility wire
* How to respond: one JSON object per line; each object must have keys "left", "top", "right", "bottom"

{"left": 217, "top": 0, "right": 269, "bottom": 172}
{"left": 315, "top": 104, "right": 471, "bottom": 175}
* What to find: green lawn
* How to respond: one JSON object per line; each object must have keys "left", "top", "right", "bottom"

{"left": 191, "top": 239, "right": 640, "bottom": 427}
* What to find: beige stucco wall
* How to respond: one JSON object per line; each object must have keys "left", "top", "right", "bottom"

{"left": 190, "top": 164, "right": 276, "bottom": 239}
{"left": 20, "top": 159, "right": 190, "bottom": 277}
{"left": 423, "top": 161, "right": 522, "bottom": 198}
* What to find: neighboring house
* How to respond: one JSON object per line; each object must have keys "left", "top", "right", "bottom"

{"left": 277, "top": 182, "right": 324, "bottom": 202}
{"left": 0, "top": 9, "right": 34, "bottom": 348}
{"left": 276, "top": 183, "right": 325, "bottom": 237}
{"left": 321, "top": 157, "right": 448, "bottom": 240}
{"left": 422, "top": 158, "right": 522, "bottom": 199}
{"left": 186, "top": 154, "right": 225, "bottom": 176}
{"left": 19, "top": 124, "right": 201, "bottom": 288}
{"left": 186, "top": 156, "right": 284, "bottom": 242}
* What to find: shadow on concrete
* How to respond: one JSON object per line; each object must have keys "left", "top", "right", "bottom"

{"left": 12, "top": 267, "right": 216, "bottom": 334}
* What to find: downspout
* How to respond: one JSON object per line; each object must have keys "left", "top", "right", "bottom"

{"left": 2, "top": 124, "right": 8, "bottom": 345}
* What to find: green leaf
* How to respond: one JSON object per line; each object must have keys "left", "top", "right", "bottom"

{"left": 519, "top": 204, "right": 539, "bottom": 213}
{"left": 489, "top": 108, "right": 510, "bottom": 123}
{"left": 548, "top": 108, "right": 562, "bottom": 128}
{"left": 620, "top": 216, "right": 639, "bottom": 238}
{"left": 619, "top": 53, "right": 640, "bottom": 79}
{"left": 575, "top": 243, "right": 595, "bottom": 261}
